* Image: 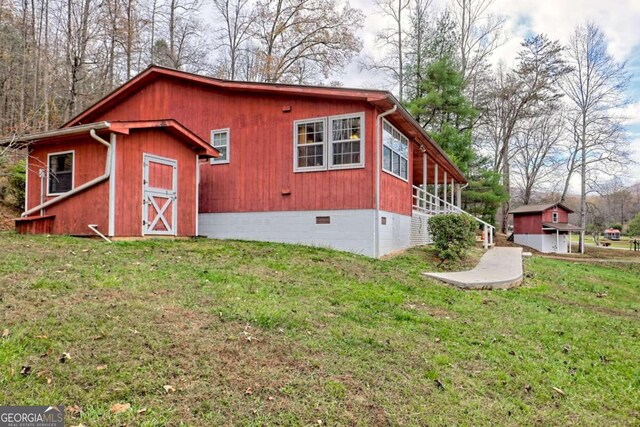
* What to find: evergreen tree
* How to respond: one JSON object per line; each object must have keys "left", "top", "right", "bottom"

{"left": 405, "top": 56, "right": 477, "bottom": 173}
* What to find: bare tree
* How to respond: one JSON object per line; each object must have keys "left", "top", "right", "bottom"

{"left": 512, "top": 110, "right": 566, "bottom": 204}
{"left": 249, "top": 0, "right": 363, "bottom": 84}
{"left": 450, "top": 0, "right": 504, "bottom": 102}
{"left": 560, "top": 22, "right": 631, "bottom": 251}
{"left": 478, "top": 34, "right": 570, "bottom": 232}
{"left": 211, "top": 0, "right": 253, "bottom": 80}
{"left": 360, "top": 0, "right": 410, "bottom": 100}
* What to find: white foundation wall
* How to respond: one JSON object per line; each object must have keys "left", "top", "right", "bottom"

{"left": 514, "top": 234, "right": 569, "bottom": 253}
{"left": 199, "top": 209, "right": 414, "bottom": 258}
{"left": 378, "top": 210, "right": 412, "bottom": 256}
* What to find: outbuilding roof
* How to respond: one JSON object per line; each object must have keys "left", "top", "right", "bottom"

{"left": 509, "top": 202, "right": 574, "bottom": 214}
{"left": 0, "top": 119, "right": 218, "bottom": 158}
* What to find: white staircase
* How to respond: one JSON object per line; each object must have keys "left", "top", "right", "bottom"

{"left": 411, "top": 185, "right": 495, "bottom": 249}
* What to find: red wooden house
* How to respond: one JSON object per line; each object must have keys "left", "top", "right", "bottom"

{"left": 509, "top": 203, "right": 584, "bottom": 253}
{"left": 2, "top": 66, "right": 490, "bottom": 257}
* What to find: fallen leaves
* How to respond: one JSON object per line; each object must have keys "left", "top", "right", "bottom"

{"left": 245, "top": 387, "right": 253, "bottom": 395}
{"left": 434, "top": 379, "right": 445, "bottom": 391}
{"left": 20, "top": 365, "right": 31, "bottom": 376}
{"left": 110, "top": 403, "right": 131, "bottom": 414}
{"left": 1, "top": 328, "right": 9, "bottom": 338}
{"left": 163, "top": 385, "right": 176, "bottom": 393}
{"left": 66, "top": 405, "right": 82, "bottom": 415}
{"left": 137, "top": 408, "right": 147, "bottom": 415}
{"left": 552, "top": 387, "right": 565, "bottom": 397}
{"left": 96, "top": 364, "right": 108, "bottom": 370}
{"left": 36, "top": 370, "right": 52, "bottom": 384}
{"left": 59, "top": 352, "right": 71, "bottom": 363}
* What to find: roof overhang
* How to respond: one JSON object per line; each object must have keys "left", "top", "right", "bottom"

{"left": 0, "top": 119, "right": 218, "bottom": 158}
{"left": 542, "top": 222, "right": 584, "bottom": 231}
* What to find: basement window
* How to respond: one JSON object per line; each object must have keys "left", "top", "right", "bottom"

{"left": 210, "top": 128, "right": 230, "bottom": 164}
{"left": 48, "top": 151, "right": 74, "bottom": 195}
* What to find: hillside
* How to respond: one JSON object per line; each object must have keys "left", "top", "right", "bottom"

{"left": 1, "top": 234, "right": 639, "bottom": 426}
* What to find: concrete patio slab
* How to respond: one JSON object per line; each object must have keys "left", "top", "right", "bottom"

{"left": 424, "top": 247, "right": 523, "bottom": 290}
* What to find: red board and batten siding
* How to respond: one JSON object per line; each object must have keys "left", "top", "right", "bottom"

{"left": 541, "top": 208, "right": 569, "bottom": 223}
{"left": 115, "top": 129, "right": 198, "bottom": 236}
{"left": 26, "top": 136, "right": 109, "bottom": 235}
{"left": 23, "top": 128, "right": 199, "bottom": 236}
{"left": 86, "top": 78, "right": 419, "bottom": 216}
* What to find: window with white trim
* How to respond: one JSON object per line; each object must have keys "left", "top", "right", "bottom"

{"left": 552, "top": 212, "right": 558, "bottom": 223}
{"left": 295, "top": 118, "right": 326, "bottom": 170}
{"left": 294, "top": 112, "right": 365, "bottom": 172}
{"left": 210, "top": 129, "right": 230, "bottom": 164}
{"left": 48, "top": 151, "right": 74, "bottom": 194}
{"left": 382, "top": 120, "right": 408, "bottom": 180}
{"left": 330, "top": 114, "right": 363, "bottom": 168}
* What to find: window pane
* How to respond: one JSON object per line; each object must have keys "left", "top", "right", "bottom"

{"left": 298, "top": 144, "right": 323, "bottom": 168}
{"left": 383, "top": 146, "right": 392, "bottom": 171}
{"left": 392, "top": 152, "right": 400, "bottom": 175}
{"left": 382, "top": 122, "right": 408, "bottom": 179}
{"left": 298, "top": 121, "right": 324, "bottom": 145}
{"left": 332, "top": 116, "right": 360, "bottom": 142}
{"left": 332, "top": 140, "right": 361, "bottom": 165}
{"left": 217, "top": 146, "right": 227, "bottom": 161}
{"left": 49, "top": 153, "right": 73, "bottom": 193}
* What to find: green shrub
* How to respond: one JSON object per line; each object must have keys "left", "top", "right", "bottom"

{"left": 5, "top": 160, "right": 26, "bottom": 210}
{"left": 628, "top": 213, "right": 640, "bottom": 237}
{"left": 428, "top": 213, "right": 477, "bottom": 261}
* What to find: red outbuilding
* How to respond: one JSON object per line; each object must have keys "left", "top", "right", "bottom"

{"left": 11, "top": 120, "right": 217, "bottom": 238}
{"left": 509, "top": 203, "right": 584, "bottom": 253}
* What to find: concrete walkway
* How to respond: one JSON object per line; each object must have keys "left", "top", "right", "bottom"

{"left": 424, "top": 247, "right": 523, "bottom": 290}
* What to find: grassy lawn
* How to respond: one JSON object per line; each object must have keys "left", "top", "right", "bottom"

{"left": 570, "top": 233, "right": 638, "bottom": 250}
{"left": 1, "top": 233, "right": 639, "bottom": 426}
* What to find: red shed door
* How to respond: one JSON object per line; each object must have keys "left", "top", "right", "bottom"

{"left": 142, "top": 154, "right": 178, "bottom": 236}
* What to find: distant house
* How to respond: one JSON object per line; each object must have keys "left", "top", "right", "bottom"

{"left": 0, "top": 66, "right": 493, "bottom": 257}
{"left": 509, "top": 203, "right": 584, "bottom": 254}
{"left": 604, "top": 228, "right": 621, "bottom": 240}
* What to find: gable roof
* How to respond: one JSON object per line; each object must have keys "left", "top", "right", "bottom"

{"left": 0, "top": 119, "right": 218, "bottom": 158}
{"left": 62, "top": 65, "right": 467, "bottom": 184}
{"left": 509, "top": 203, "right": 574, "bottom": 214}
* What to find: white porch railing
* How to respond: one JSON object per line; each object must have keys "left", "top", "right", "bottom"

{"left": 412, "top": 185, "right": 495, "bottom": 249}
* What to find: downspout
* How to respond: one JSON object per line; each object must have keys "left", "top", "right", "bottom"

{"left": 375, "top": 105, "right": 397, "bottom": 258}
{"left": 21, "top": 129, "right": 113, "bottom": 217}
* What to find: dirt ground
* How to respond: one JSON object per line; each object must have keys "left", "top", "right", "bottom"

{"left": 0, "top": 204, "right": 18, "bottom": 231}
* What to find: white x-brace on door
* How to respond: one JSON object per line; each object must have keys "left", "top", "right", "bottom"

{"left": 142, "top": 154, "right": 178, "bottom": 236}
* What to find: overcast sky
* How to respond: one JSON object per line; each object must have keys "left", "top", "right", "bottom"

{"left": 333, "top": 0, "right": 640, "bottom": 185}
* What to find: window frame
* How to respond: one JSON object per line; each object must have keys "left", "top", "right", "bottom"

{"left": 293, "top": 112, "right": 366, "bottom": 173}
{"left": 47, "top": 150, "right": 75, "bottom": 196}
{"left": 381, "top": 119, "right": 409, "bottom": 182}
{"left": 210, "top": 128, "right": 230, "bottom": 165}
{"left": 327, "top": 112, "right": 366, "bottom": 171}
{"left": 552, "top": 212, "right": 559, "bottom": 223}
{"left": 293, "top": 117, "right": 328, "bottom": 172}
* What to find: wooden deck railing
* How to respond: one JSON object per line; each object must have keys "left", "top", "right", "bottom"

{"left": 412, "top": 185, "right": 495, "bottom": 249}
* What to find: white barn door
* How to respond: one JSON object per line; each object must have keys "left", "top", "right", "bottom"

{"left": 142, "top": 154, "right": 178, "bottom": 236}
